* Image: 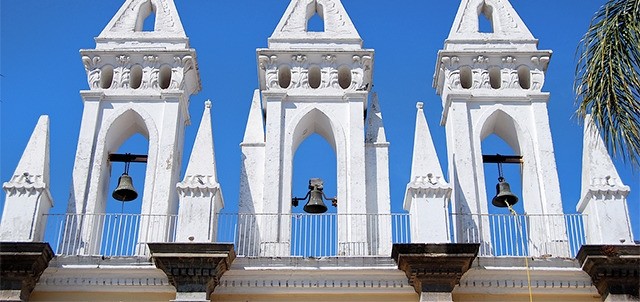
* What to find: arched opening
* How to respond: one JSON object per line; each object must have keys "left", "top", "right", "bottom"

{"left": 460, "top": 66, "right": 473, "bottom": 89}
{"left": 489, "top": 67, "right": 501, "bottom": 89}
{"left": 278, "top": 65, "right": 291, "bottom": 88}
{"left": 479, "top": 110, "right": 529, "bottom": 256}
{"left": 308, "top": 65, "right": 321, "bottom": 89}
{"left": 100, "top": 65, "right": 114, "bottom": 89}
{"left": 478, "top": 4, "right": 494, "bottom": 33}
{"left": 130, "top": 65, "right": 143, "bottom": 89}
{"left": 100, "top": 110, "right": 152, "bottom": 256}
{"left": 289, "top": 108, "right": 340, "bottom": 257}
{"left": 338, "top": 65, "right": 351, "bottom": 89}
{"left": 518, "top": 66, "right": 531, "bottom": 89}
{"left": 136, "top": 1, "right": 156, "bottom": 32}
{"left": 306, "top": 3, "right": 325, "bottom": 32}
{"left": 159, "top": 65, "right": 172, "bottom": 89}
{"left": 291, "top": 134, "right": 337, "bottom": 256}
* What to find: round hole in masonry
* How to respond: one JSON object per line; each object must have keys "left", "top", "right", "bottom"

{"left": 130, "top": 65, "right": 143, "bottom": 89}
{"left": 460, "top": 66, "right": 473, "bottom": 89}
{"left": 100, "top": 65, "right": 114, "bottom": 89}
{"left": 278, "top": 65, "right": 291, "bottom": 89}
{"left": 308, "top": 65, "right": 321, "bottom": 89}
{"left": 518, "top": 66, "right": 531, "bottom": 89}
{"left": 338, "top": 65, "right": 351, "bottom": 89}
{"left": 489, "top": 67, "right": 501, "bottom": 89}
{"left": 159, "top": 65, "right": 172, "bottom": 89}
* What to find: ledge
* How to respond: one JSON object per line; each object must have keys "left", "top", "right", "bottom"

{"left": 0, "top": 242, "right": 54, "bottom": 301}
{"left": 576, "top": 245, "right": 640, "bottom": 298}
{"left": 392, "top": 243, "right": 479, "bottom": 294}
{"left": 148, "top": 243, "right": 236, "bottom": 297}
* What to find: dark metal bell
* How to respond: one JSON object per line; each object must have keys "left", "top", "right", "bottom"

{"left": 303, "top": 188, "right": 328, "bottom": 214}
{"left": 112, "top": 173, "right": 138, "bottom": 202}
{"left": 491, "top": 177, "right": 518, "bottom": 208}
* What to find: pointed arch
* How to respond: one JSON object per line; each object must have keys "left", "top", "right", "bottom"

{"left": 476, "top": 1, "right": 495, "bottom": 33}
{"left": 477, "top": 108, "right": 522, "bottom": 155}
{"left": 472, "top": 106, "right": 546, "bottom": 216}
{"left": 288, "top": 107, "right": 343, "bottom": 154}
{"left": 305, "top": 1, "right": 325, "bottom": 32}
{"left": 86, "top": 105, "right": 159, "bottom": 215}
{"left": 277, "top": 105, "right": 347, "bottom": 215}
{"left": 135, "top": 0, "right": 157, "bottom": 32}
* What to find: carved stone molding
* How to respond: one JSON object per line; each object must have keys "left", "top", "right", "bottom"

{"left": 391, "top": 243, "right": 479, "bottom": 294}
{"left": 577, "top": 245, "right": 640, "bottom": 300}
{"left": 148, "top": 243, "right": 236, "bottom": 298}
{"left": 0, "top": 242, "right": 54, "bottom": 301}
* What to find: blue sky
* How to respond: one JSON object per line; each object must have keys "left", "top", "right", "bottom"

{"left": 1, "top": 0, "right": 638, "bottom": 240}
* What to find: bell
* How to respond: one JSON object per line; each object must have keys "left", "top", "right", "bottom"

{"left": 303, "top": 187, "right": 328, "bottom": 214}
{"left": 112, "top": 173, "right": 138, "bottom": 202}
{"left": 491, "top": 177, "right": 519, "bottom": 208}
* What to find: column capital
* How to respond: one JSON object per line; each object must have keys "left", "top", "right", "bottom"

{"left": 577, "top": 245, "right": 640, "bottom": 300}
{"left": 0, "top": 242, "right": 54, "bottom": 301}
{"left": 149, "top": 243, "right": 236, "bottom": 300}
{"left": 392, "top": 243, "right": 479, "bottom": 294}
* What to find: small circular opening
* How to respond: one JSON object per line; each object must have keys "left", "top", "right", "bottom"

{"left": 100, "top": 65, "right": 114, "bottom": 89}
{"left": 308, "top": 65, "right": 321, "bottom": 89}
{"left": 278, "top": 65, "right": 291, "bottom": 89}
{"left": 518, "top": 66, "right": 531, "bottom": 89}
{"left": 130, "top": 65, "right": 143, "bottom": 89}
{"left": 489, "top": 67, "right": 501, "bottom": 89}
{"left": 460, "top": 66, "right": 472, "bottom": 89}
{"left": 159, "top": 65, "right": 172, "bottom": 89}
{"left": 338, "top": 65, "right": 351, "bottom": 89}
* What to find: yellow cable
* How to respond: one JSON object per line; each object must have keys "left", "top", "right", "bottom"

{"left": 505, "top": 201, "right": 534, "bottom": 302}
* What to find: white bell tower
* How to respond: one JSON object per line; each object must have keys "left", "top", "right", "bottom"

{"left": 66, "top": 0, "right": 200, "bottom": 255}
{"left": 239, "top": 0, "right": 391, "bottom": 256}
{"left": 434, "top": 0, "right": 568, "bottom": 256}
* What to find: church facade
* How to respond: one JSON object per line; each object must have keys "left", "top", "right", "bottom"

{"left": 1, "top": 0, "right": 638, "bottom": 301}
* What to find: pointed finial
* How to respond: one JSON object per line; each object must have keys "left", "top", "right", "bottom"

{"left": 205, "top": 99, "right": 212, "bottom": 109}
{"left": 416, "top": 102, "right": 424, "bottom": 110}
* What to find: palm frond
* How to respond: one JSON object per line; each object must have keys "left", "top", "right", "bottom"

{"left": 575, "top": 0, "right": 640, "bottom": 168}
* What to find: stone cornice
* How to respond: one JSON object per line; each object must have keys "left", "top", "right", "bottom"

{"left": 215, "top": 257, "right": 412, "bottom": 295}
{"left": 0, "top": 242, "right": 54, "bottom": 301}
{"left": 577, "top": 245, "right": 640, "bottom": 299}
{"left": 440, "top": 92, "right": 550, "bottom": 126}
{"left": 148, "top": 243, "right": 236, "bottom": 297}
{"left": 392, "top": 243, "right": 480, "bottom": 294}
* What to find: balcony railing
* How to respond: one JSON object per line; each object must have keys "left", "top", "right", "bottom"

{"left": 216, "top": 213, "right": 411, "bottom": 257}
{"left": 450, "top": 213, "right": 587, "bottom": 258}
{"left": 45, "top": 213, "right": 178, "bottom": 256}
{"left": 44, "top": 212, "right": 586, "bottom": 258}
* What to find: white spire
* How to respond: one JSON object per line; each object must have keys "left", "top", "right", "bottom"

{"left": 580, "top": 115, "right": 630, "bottom": 197}
{"left": 9, "top": 115, "right": 50, "bottom": 187}
{"left": 365, "top": 93, "right": 387, "bottom": 144}
{"left": 268, "top": 0, "right": 362, "bottom": 49}
{"left": 97, "top": 0, "right": 189, "bottom": 49}
{"left": 1, "top": 115, "right": 54, "bottom": 242}
{"left": 182, "top": 100, "right": 218, "bottom": 184}
{"left": 446, "top": 0, "right": 537, "bottom": 50}
{"left": 409, "top": 102, "right": 445, "bottom": 183}
{"left": 242, "top": 90, "right": 265, "bottom": 144}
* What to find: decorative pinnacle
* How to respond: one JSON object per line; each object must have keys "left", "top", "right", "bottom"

{"left": 205, "top": 100, "right": 212, "bottom": 109}
{"left": 416, "top": 102, "right": 424, "bottom": 110}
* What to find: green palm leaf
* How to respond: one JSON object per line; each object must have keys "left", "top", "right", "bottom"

{"left": 575, "top": 0, "right": 640, "bottom": 168}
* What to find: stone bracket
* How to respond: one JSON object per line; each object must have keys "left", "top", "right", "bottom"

{"left": 577, "top": 245, "right": 640, "bottom": 299}
{"left": 391, "top": 243, "right": 479, "bottom": 294}
{"left": 0, "top": 242, "right": 54, "bottom": 301}
{"left": 148, "top": 243, "right": 236, "bottom": 299}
